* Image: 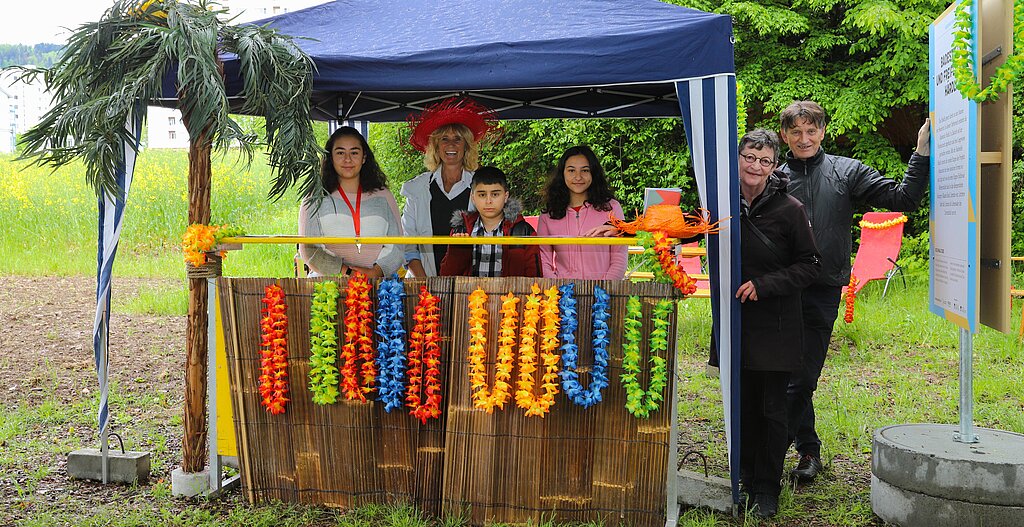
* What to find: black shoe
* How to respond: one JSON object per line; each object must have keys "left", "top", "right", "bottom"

{"left": 753, "top": 492, "right": 779, "bottom": 518}
{"left": 790, "top": 454, "right": 823, "bottom": 482}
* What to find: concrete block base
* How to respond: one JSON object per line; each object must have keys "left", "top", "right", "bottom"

{"left": 67, "top": 448, "right": 150, "bottom": 484}
{"left": 676, "top": 469, "right": 733, "bottom": 513}
{"left": 872, "top": 424, "right": 1024, "bottom": 527}
{"left": 171, "top": 467, "right": 210, "bottom": 497}
{"left": 872, "top": 476, "right": 1024, "bottom": 526}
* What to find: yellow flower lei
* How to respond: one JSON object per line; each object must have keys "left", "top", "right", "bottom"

{"left": 859, "top": 214, "right": 907, "bottom": 230}
{"left": 467, "top": 289, "right": 516, "bottom": 413}
{"left": 514, "top": 285, "right": 561, "bottom": 417}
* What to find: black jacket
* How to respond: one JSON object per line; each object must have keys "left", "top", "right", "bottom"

{"left": 740, "top": 174, "right": 821, "bottom": 372}
{"left": 781, "top": 149, "right": 929, "bottom": 287}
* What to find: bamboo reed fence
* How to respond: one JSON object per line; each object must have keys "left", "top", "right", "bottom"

{"left": 219, "top": 276, "right": 679, "bottom": 526}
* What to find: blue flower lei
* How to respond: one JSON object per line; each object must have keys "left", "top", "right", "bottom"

{"left": 374, "top": 275, "right": 406, "bottom": 412}
{"left": 558, "top": 284, "right": 611, "bottom": 408}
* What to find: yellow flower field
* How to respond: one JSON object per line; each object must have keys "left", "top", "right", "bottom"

{"left": 0, "top": 149, "right": 300, "bottom": 278}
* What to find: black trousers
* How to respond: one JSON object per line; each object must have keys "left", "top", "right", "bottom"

{"left": 786, "top": 283, "right": 842, "bottom": 458}
{"left": 741, "top": 369, "right": 791, "bottom": 496}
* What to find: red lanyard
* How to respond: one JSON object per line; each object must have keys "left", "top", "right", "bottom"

{"left": 338, "top": 184, "right": 362, "bottom": 236}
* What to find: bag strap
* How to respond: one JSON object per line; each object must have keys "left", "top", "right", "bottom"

{"left": 742, "top": 214, "right": 785, "bottom": 264}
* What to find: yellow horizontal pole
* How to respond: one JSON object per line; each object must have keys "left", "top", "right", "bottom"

{"left": 220, "top": 235, "right": 706, "bottom": 256}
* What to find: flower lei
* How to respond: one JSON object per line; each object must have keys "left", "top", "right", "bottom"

{"left": 259, "top": 284, "right": 289, "bottom": 414}
{"left": 859, "top": 214, "right": 907, "bottom": 230}
{"left": 637, "top": 231, "right": 697, "bottom": 295}
{"left": 308, "top": 281, "right": 341, "bottom": 405}
{"left": 374, "top": 277, "right": 406, "bottom": 412}
{"left": 558, "top": 284, "right": 611, "bottom": 408}
{"left": 182, "top": 223, "right": 244, "bottom": 267}
{"left": 406, "top": 286, "right": 443, "bottom": 424}
{"left": 340, "top": 272, "right": 376, "bottom": 401}
{"left": 952, "top": 0, "right": 1024, "bottom": 102}
{"left": 844, "top": 273, "right": 859, "bottom": 324}
{"left": 467, "top": 289, "right": 515, "bottom": 413}
{"left": 514, "top": 285, "right": 562, "bottom": 417}
{"left": 621, "top": 296, "right": 671, "bottom": 418}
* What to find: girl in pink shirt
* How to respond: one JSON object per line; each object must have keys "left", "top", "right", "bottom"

{"left": 537, "top": 146, "right": 627, "bottom": 280}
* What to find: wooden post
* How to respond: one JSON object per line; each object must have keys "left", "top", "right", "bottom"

{"left": 183, "top": 131, "right": 212, "bottom": 473}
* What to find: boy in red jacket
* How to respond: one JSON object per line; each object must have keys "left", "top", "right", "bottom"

{"left": 439, "top": 166, "right": 541, "bottom": 277}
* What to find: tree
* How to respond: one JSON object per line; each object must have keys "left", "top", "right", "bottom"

{"left": 664, "top": 0, "right": 948, "bottom": 237}
{"left": 12, "top": 0, "right": 320, "bottom": 474}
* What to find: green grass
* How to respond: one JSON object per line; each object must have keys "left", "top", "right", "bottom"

{"left": 0, "top": 150, "right": 299, "bottom": 279}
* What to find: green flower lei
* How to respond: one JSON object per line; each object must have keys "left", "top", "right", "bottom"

{"left": 951, "top": 0, "right": 1024, "bottom": 102}
{"left": 309, "top": 280, "right": 341, "bottom": 405}
{"left": 621, "top": 296, "right": 672, "bottom": 418}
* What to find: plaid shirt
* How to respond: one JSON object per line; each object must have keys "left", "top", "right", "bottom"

{"left": 471, "top": 218, "right": 503, "bottom": 277}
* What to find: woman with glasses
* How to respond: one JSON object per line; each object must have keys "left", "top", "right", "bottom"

{"left": 734, "top": 128, "right": 821, "bottom": 519}
{"left": 298, "top": 126, "right": 403, "bottom": 278}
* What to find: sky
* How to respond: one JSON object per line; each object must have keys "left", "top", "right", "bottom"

{"left": 0, "top": 1, "right": 328, "bottom": 46}
{"left": 1, "top": 2, "right": 121, "bottom": 45}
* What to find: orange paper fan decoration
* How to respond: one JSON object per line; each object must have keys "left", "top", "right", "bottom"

{"left": 609, "top": 205, "right": 720, "bottom": 240}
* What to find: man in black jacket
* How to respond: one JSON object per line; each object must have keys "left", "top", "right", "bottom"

{"left": 779, "top": 101, "right": 931, "bottom": 482}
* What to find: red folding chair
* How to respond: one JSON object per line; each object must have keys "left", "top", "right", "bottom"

{"left": 847, "top": 211, "right": 907, "bottom": 297}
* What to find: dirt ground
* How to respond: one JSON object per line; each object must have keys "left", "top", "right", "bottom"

{"left": 0, "top": 276, "right": 223, "bottom": 523}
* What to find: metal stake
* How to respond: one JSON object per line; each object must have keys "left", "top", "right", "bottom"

{"left": 954, "top": 327, "right": 978, "bottom": 443}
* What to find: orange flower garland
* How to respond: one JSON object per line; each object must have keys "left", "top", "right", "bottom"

{"left": 258, "top": 284, "right": 289, "bottom": 414}
{"left": 514, "top": 285, "right": 562, "bottom": 417}
{"left": 859, "top": 214, "right": 907, "bottom": 230}
{"left": 652, "top": 231, "right": 698, "bottom": 295}
{"left": 340, "top": 272, "right": 377, "bottom": 401}
{"left": 182, "top": 223, "right": 244, "bottom": 267}
{"left": 406, "top": 286, "right": 443, "bottom": 424}
{"left": 467, "top": 290, "right": 517, "bottom": 413}
{"left": 844, "top": 273, "right": 859, "bottom": 323}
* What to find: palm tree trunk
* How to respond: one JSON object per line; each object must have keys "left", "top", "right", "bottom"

{"left": 183, "top": 132, "right": 212, "bottom": 473}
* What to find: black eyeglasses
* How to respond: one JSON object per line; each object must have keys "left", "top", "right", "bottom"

{"left": 740, "top": 153, "right": 776, "bottom": 168}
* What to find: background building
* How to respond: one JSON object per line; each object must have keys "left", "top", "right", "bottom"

{"left": 0, "top": 68, "right": 49, "bottom": 153}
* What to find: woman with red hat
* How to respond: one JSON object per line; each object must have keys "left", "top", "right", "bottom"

{"left": 400, "top": 96, "right": 497, "bottom": 277}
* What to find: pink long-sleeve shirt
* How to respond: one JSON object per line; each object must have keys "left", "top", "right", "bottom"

{"left": 537, "top": 200, "right": 628, "bottom": 280}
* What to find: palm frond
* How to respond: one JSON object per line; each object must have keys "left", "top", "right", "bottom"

{"left": 11, "top": 0, "right": 318, "bottom": 201}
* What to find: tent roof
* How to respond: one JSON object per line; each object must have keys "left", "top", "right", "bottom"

{"left": 217, "top": 0, "right": 733, "bottom": 121}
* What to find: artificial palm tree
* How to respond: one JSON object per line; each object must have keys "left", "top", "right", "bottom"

{"left": 14, "top": 0, "right": 322, "bottom": 473}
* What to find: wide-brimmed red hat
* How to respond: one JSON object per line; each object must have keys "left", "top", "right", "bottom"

{"left": 408, "top": 96, "right": 498, "bottom": 152}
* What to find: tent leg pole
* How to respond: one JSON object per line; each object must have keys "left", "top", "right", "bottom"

{"left": 207, "top": 277, "right": 222, "bottom": 494}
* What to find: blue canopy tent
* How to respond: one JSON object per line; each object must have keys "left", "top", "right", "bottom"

{"left": 159, "top": 0, "right": 741, "bottom": 512}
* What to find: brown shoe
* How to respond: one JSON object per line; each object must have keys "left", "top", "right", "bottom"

{"left": 790, "top": 454, "right": 823, "bottom": 482}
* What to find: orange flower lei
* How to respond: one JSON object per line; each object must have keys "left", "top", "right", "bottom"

{"left": 258, "top": 284, "right": 289, "bottom": 414}
{"left": 859, "top": 214, "right": 907, "bottom": 230}
{"left": 652, "top": 231, "right": 697, "bottom": 295}
{"left": 406, "top": 286, "right": 443, "bottom": 424}
{"left": 340, "top": 272, "right": 377, "bottom": 401}
{"left": 514, "top": 285, "right": 562, "bottom": 417}
{"left": 844, "top": 273, "right": 859, "bottom": 323}
{"left": 468, "top": 290, "right": 517, "bottom": 413}
{"left": 182, "top": 224, "right": 244, "bottom": 267}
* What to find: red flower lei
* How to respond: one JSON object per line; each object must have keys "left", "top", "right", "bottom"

{"left": 653, "top": 231, "right": 697, "bottom": 295}
{"left": 406, "top": 286, "right": 443, "bottom": 424}
{"left": 259, "top": 284, "right": 289, "bottom": 414}
{"left": 341, "top": 272, "right": 377, "bottom": 401}
{"left": 844, "top": 273, "right": 859, "bottom": 323}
